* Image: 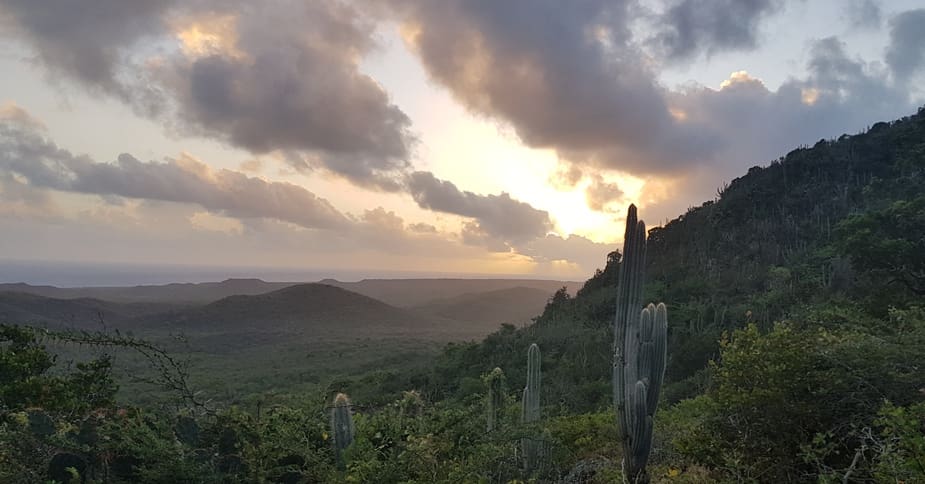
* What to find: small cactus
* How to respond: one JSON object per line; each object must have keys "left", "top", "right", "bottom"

{"left": 522, "top": 343, "right": 543, "bottom": 472}
{"left": 331, "top": 393, "right": 354, "bottom": 464}
{"left": 485, "top": 367, "right": 506, "bottom": 432}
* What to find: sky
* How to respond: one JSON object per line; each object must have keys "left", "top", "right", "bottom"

{"left": 0, "top": 0, "right": 924, "bottom": 282}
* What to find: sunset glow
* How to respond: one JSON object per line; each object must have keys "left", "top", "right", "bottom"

{"left": 1, "top": 0, "right": 923, "bottom": 281}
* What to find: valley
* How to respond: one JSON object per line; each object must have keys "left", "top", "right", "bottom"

{"left": 0, "top": 278, "right": 575, "bottom": 406}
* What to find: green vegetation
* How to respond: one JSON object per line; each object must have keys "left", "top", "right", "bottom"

{"left": 1, "top": 107, "right": 924, "bottom": 482}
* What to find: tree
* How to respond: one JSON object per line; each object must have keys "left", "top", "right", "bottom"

{"left": 838, "top": 196, "right": 925, "bottom": 295}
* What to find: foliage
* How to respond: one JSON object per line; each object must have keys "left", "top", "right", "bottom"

{"left": 837, "top": 196, "right": 925, "bottom": 297}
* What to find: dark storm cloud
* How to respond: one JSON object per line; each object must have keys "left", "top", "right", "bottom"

{"left": 387, "top": 0, "right": 716, "bottom": 175}
{"left": 653, "top": 0, "right": 787, "bottom": 61}
{"left": 886, "top": 9, "right": 925, "bottom": 82}
{"left": 0, "top": 113, "right": 350, "bottom": 230}
{"left": 406, "top": 171, "right": 553, "bottom": 245}
{"left": 0, "top": 0, "right": 414, "bottom": 188}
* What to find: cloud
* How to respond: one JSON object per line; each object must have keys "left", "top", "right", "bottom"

{"left": 585, "top": 173, "right": 624, "bottom": 211}
{"left": 408, "top": 222, "right": 437, "bottom": 233}
{"left": 652, "top": 0, "right": 787, "bottom": 61}
{"left": 668, "top": 37, "right": 912, "bottom": 175}
{"left": 886, "top": 9, "right": 925, "bottom": 82}
{"left": 0, "top": 106, "right": 609, "bottom": 275}
{"left": 0, "top": 171, "right": 59, "bottom": 220}
{"left": 387, "top": 0, "right": 920, "bottom": 187}
{"left": 844, "top": 0, "right": 882, "bottom": 30}
{"left": 160, "top": 2, "right": 414, "bottom": 189}
{"left": 388, "top": 0, "right": 717, "bottom": 175}
{"left": 0, "top": 0, "right": 414, "bottom": 189}
{"left": 520, "top": 233, "right": 612, "bottom": 271}
{"left": 0, "top": 0, "right": 172, "bottom": 99}
{"left": 406, "top": 171, "right": 553, "bottom": 247}
{"left": 0, "top": 111, "right": 350, "bottom": 230}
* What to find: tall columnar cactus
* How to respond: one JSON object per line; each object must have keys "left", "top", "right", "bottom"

{"left": 486, "top": 367, "right": 506, "bottom": 432}
{"left": 613, "top": 204, "right": 668, "bottom": 484}
{"left": 522, "top": 343, "right": 542, "bottom": 471}
{"left": 331, "top": 393, "right": 355, "bottom": 464}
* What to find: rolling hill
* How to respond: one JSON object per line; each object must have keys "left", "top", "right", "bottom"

{"left": 0, "top": 279, "right": 292, "bottom": 304}
{"left": 139, "top": 283, "right": 490, "bottom": 340}
{"left": 0, "top": 291, "right": 183, "bottom": 330}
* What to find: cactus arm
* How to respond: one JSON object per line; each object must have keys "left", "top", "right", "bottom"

{"left": 648, "top": 303, "right": 668, "bottom": 413}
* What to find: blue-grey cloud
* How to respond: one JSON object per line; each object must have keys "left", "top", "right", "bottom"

{"left": 845, "top": 0, "right": 882, "bottom": 30}
{"left": 0, "top": 110, "right": 351, "bottom": 230}
{"left": 0, "top": 0, "right": 172, "bottom": 99}
{"left": 886, "top": 9, "right": 925, "bottom": 82}
{"left": 652, "top": 0, "right": 788, "bottom": 61}
{"left": 406, "top": 171, "right": 553, "bottom": 246}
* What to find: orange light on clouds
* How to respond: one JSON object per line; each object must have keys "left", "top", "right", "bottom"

{"left": 801, "top": 87, "right": 820, "bottom": 105}
{"left": 720, "top": 70, "right": 761, "bottom": 89}
{"left": 174, "top": 14, "right": 246, "bottom": 60}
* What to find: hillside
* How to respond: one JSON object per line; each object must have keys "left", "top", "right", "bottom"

{"left": 0, "top": 291, "right": 182, "bottom": 330}
{"left": 141, "top": 283, "right": 491, "bottom": 340}
{"left": 418, "top": 107, "right": 925, "bottom": 411}
{"left": 0, "top": 279, "right": 293, "bottom": 303}
{"left": 411, "top": 286, "right": 554, "bottom": 327}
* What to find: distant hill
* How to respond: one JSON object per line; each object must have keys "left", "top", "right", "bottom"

{"left": 0, "top": 279, "right": 292, "bottom": 303}
{"left": 0, "top": 282, "right": 555, "bottom": 344}
{"left": 0, "top": 291, "right": 182, "bottom": 330}
{"left": 0, "top": 278, "right": 581, "bottom": 306}
{"left": 411, "top": 286, "right": 554, "bottom": 327}
{"left": 319, "top": 279, "right": 580, "bottom": 307}
{"left": 130, "top": 283, "right": 504, "bottom": 342}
